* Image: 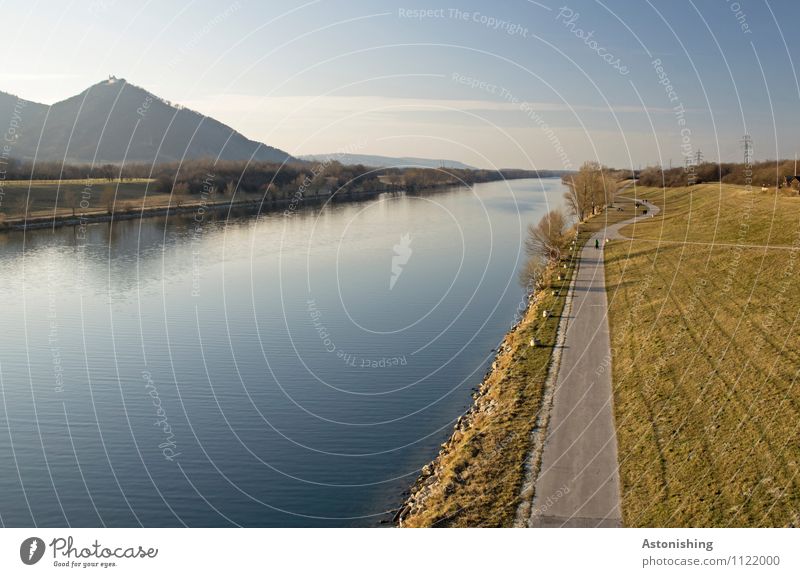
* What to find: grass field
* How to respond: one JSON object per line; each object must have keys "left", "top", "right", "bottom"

{"left": 0, "top": 179, "right": 162, "bottom": 219}
{"left": 400, "top": 197, "right": 638, "bottom": 527}
{"left": 606, "top": 182, "right": 800, "bottom": 527}
{"left": 0, "top": 178, "right": 269, "bottom": 224}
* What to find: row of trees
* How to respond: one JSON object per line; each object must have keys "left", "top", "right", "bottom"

{"left": 520, "top": 161, "right": 619, "bottom": 289}
{"left": 156, "top": 161, "right": 506, "bottom": 201}
{"left": 562, "top": 161, "right": 619, "bottom": 221}
{"left": 0, "top": 159, "right": 152, "bottom": 181}
{"left": 388, "top": 167, "right": 530, "bottom": 191}
{"left": 1, "top": 157, "right": 536, "bottom": 201}
{"left": 637, "top": 159, "right": 800, "bottom": 189}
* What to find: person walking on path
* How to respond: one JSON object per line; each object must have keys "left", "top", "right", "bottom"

{"left": 595, "top": 238, "right": 600, "bottom": 249}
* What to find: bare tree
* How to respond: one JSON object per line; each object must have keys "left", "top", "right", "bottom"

{"left": 518, "top": 255, "right": 546, "bottom": 289}
{"left": 563, "top": 179, "right": 582, "bottom": 220}
{"left": 172, "top": 182, "right": 189, "bottom": 208}
{"left": 525, "top": 209, "right": 570, "bottom": 263}
{"left": 564, "top": 161, "right": 618, "bottom": 220}
{"left": 224, "top": 180, "right": 236, "bottom": 197}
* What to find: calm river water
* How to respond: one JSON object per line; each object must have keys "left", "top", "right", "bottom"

{"left": 0, "top": 178, "right": 566, "bottom": 526}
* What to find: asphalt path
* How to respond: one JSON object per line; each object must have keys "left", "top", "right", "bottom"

{"left": 529, "top": 197, "right": 659, "bottom": 527}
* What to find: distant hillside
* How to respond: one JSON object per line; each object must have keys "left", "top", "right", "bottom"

{"left": 0, "top": 77, "right": 292, "bottom": 165}
{"left": 299, "top": 153, "right": 476, "bottom": 170}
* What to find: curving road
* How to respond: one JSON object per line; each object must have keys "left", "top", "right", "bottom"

{"left": 528, "top": 196, "right": 659, "bottom": 528}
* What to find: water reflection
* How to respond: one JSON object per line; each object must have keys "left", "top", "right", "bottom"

{"left": 0, "top": 179, "right": 566, "bottom": 526}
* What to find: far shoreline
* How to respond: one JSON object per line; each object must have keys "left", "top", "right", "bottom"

{"left": 0, "top": 175, "right": 556, "bottom": 234}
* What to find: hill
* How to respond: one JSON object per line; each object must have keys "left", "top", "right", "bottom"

{"left": 0, "top": 77, "right": 292, "bottom": 165}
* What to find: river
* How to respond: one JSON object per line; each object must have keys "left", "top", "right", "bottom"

{"left": 0, "top": 177, "right": 567, "bottom": 526}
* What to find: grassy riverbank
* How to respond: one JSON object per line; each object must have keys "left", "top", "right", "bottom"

{"left": 605, "top": 183, "right": 800, "bottom": 527}
{"left": 398, "top": 198, "right": 636, "bottom": 527}
{"left": 0, "top": 178, "right": 155, "bottom": 216}
{"left": 0, "top": 178, "right": 169, "bottom": 225}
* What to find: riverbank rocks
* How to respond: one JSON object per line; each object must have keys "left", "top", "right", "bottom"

{"left": 395, "top": 269, "right": 559, "bottom": 527}
{"left": 392, "top": 258, "right": 560, "bottom": 527}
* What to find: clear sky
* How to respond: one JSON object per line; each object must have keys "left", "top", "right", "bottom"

{"left": 1, "top": 0, "right": 799, "bottom": 169}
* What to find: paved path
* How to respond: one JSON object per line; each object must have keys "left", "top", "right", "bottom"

{"left": 528, "top": 197, "right": 658, "bottom": 528}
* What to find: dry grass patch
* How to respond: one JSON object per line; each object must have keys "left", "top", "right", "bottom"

{"left": 606, "top": 183, "right": 800, "bottom": 527}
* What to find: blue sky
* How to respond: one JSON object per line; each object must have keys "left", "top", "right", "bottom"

{"left": 1, "top": 0, "right": 799, "bottom": 168}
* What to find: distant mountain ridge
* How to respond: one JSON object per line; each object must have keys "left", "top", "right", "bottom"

{"left": 0, "top": 77, "right": 292, "bottom": 165}
{"left": 299, "top": 153, "right": 476, "bottom": 170}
